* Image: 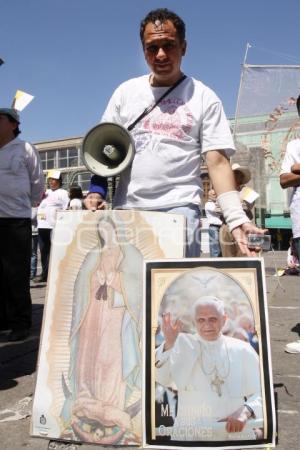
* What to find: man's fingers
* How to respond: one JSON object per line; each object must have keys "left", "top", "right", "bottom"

{"left": 232, "top": 225, "right": 265, "bottom": 256}
{"left": 163, "top": 313, "right": 181, "bottom": 332}
{"left": 237, "top": 241, "right": 258, "bottom": 257}
{"left": 225, "top": 418, "right": 244, "bottom": 433}
{"left": 97, "top": 201, "right": 107, "bottom": 210}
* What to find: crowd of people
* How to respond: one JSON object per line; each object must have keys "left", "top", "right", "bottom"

{"left": 0, "top": 6, "right": 298, "bottom": 370}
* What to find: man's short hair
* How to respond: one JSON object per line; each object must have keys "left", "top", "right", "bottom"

{"left": 192, "top": 296, "right": 226, "bottom": 319}
{"left": 140, "top": 8, "right": 186, "bottom": 44}
{"left": 297, "top": 95, "right": 300, "bottom": 117}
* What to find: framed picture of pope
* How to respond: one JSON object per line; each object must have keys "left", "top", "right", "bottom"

{"left": 143, "top": 258, "right": 276, "bottom": 449}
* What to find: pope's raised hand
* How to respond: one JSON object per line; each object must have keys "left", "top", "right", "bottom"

{"left": 161, "top": 312, "right": 182, "bottom": 351}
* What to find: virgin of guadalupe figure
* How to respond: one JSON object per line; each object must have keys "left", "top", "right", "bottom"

{"left": 60, "top": 215, "right": 142, "bottom": 444}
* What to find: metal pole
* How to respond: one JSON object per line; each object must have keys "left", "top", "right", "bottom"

{"left": 243, "top": 42, "right": 251, "bottom": 65}
{"left": 233, "top": 43, "right": 251, "bottom": 138}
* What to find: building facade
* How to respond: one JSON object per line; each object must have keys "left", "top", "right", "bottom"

{"left": 35, "top": 136, "right": 90, "bottom": 190}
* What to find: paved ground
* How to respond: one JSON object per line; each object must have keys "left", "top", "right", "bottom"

{"left": 0, "top": 251, "right": 299, "bottom": 450}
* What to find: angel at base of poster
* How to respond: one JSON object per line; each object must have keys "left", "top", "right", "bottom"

{"left": 59, "top": 215, "right": 143, "bottom": 444}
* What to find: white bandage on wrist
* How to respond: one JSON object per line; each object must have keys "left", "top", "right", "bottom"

{"left": 217, "top": 191, "right": 250, "bottom": 232}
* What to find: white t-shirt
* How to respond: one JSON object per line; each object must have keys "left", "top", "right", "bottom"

{"left": 280, "top": 138, "right": 300, "bottom": 238}
{"left": 102, "top": 75, "right": 235, "bottom": 209}
{"left": 69, "top": 198, "right": 83, "bottom": 210}
{"left": 204, "top": 200, "right": 223, "bottom": 226}
{"left": 37, "top": 188, "right": 69, "bottom": 229}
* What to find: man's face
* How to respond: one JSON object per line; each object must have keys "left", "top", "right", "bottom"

{"left": 142, "top": 20, "right": 186, "bottom": 86}
{"left": 0, "top": 114, "right": 17, "bottom": 145}
{"left": 194, "top": 304, "right": 226, "bottom": 341}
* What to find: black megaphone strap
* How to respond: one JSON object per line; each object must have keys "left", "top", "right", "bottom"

{"left": 127, "top": 74, "right": 187, "bottom": 131}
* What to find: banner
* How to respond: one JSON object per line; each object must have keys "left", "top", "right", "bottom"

{"left": 31, "top": 209, "right": 185, "bottom": 446}
{"left": 234, "top": 65, "right": 300, "bottom": 211}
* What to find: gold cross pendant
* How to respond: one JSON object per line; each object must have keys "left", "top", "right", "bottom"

{"left": 211, "top": 373, "right": 224, "bottom": 397}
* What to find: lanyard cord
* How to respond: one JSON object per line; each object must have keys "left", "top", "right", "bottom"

{"left": 127, "top": 74, "right": 187, "bottom": 131}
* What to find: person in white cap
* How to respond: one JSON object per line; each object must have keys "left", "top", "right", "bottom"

{"left": 155, "top": 296, "right": 263, "bottom": 441}
{"left": 0, "top": 108, "right": 44, "bottom": 341}
{"left": 36, "top": 170, "right": 69, "bottom": 282}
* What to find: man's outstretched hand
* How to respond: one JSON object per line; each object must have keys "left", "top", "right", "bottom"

{"left": 231, "top": 222, "right": 268, "bottom": 256}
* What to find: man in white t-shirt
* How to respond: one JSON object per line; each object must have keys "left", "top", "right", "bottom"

{"left": 280, "top": 94, "right": 300, "bottom": 354}
{"left": 101, "top": 8, "right": 264, "bottom": 257}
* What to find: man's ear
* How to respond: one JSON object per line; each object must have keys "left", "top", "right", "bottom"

{"left": 182, "top": 40, "right": 187, "bottom": 56}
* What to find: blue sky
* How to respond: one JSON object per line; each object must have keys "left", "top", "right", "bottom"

{"left": 1, "top": 0, "right": 300, "bottom": 143}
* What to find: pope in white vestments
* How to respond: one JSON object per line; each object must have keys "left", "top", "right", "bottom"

{"left": 155, "top": 296, "right": 263, "bottom": 441}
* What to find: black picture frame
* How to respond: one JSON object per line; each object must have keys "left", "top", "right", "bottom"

{"left": 143, "top": 258, "right": 276, "bottom": 449}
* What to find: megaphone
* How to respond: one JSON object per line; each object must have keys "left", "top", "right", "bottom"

{"left": 82, "top": 122, "right": 135, "bottom": 177}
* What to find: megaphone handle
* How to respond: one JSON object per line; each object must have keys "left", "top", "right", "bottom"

{"left": 112, "top": 176, "right": 117, "bottom": 197}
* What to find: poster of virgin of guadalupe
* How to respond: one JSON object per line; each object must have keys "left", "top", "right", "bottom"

{"left": 143, "top": 259, "right": 276, "bottom": 450}
{"left": 31, "top": 209, "right": 185, "bottom": 446}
